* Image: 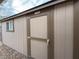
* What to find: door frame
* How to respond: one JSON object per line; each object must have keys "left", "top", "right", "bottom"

{"left": 74, "top": 0, "right": 79, "bottom": 59}
{"left": 26, "top": 9, "right": 54, "bottom": 59}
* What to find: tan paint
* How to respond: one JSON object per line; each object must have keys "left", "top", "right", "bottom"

{"left": 54, "top": 1, "right": 73, "bottom": 59}
{"left": 30, "top": 16, "right": 48, "bottom": 59}
{"left": 31, "top": 39, "right": 47, "bottom": 59}
{"left": 2, "top": 16, "right": 27, "bottom": 56}
{"left": 30, "top": 16, "right": 47, "bottom": 39}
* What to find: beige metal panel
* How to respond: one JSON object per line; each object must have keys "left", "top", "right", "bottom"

{"left": 65, "top": 2, "right": 73, "bottom": 59}
{"left": 54, "top": 1, "right": 73, "bottom": 59}
{"left": 54, "top": 3, "right": 66, "bottom": 59}
{"left": 31, "top": 39, "right": 47, "bottom": 59}
{"left": 30, "top": 16, "right": 47, "bottom": 39}
{"left": 30, "top": 15, "right": 48, "bottom": 59}
{"left": 14, "top": 16, "right": 27, "bottom": 56}
{"left": 2, "top": 16, "right": 28, "bottom": 56}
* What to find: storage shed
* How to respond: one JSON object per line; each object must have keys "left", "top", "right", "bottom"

{"left": 1, "top": 0, "right": 79, "bottom": 59}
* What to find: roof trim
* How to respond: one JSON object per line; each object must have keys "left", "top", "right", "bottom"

{"left": 1, "top": 0, "right": 67, "bottom": 22}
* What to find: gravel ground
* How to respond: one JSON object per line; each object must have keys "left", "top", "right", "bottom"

{"left": 0, "top": 43, "right": 27, "bottom": 59}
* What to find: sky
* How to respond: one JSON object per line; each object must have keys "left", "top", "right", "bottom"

{"left": 12, "top": 0, "right": 50, "bottom": 12}
{"left": 0, "top": 0, "right": 50, "bottom": 19}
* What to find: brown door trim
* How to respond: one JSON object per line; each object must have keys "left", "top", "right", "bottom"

{"left": 73, "top": 0, "right": 79, "bottom": 59}
{"left": 27, "top": 17, "right": 31, "bottom": 58}
{"left": 26, "top": 9, "right": 54, "bottom": 59}
{"left": 47, "top": 9, "right": 54, "bottom": 59}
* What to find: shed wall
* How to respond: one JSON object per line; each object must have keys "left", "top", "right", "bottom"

{"left": 2, "top": 16, "right": 27, "bottom": 56}
{"left": 54, "top": 1, "right": 73, "bottom": 59}
{"left": 2, "top": 1, "right": 74, "bottom": 59}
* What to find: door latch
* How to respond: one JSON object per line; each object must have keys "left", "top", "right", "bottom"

{"left": 47, "top": 39, "right": 50, "bottom": 46}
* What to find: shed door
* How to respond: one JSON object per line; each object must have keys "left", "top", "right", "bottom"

{"left": 27, "top": 15, "right": 51, "bottom": 59}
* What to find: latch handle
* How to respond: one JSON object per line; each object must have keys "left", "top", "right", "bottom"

{"left": 47, "top": 39, "right": 50, "bottom": 46}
